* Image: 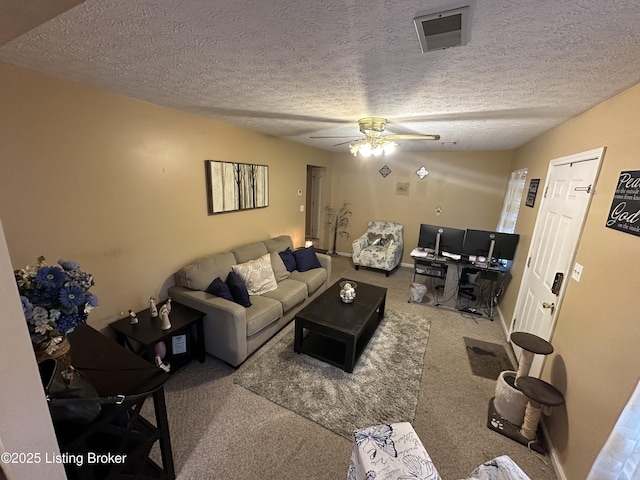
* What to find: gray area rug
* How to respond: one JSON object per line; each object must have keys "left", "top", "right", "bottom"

{"left": 464, "top": 337, "right": 515, "bottom": 380}
{"left": 235, "top": 309, "right": 431, "bottom": 439}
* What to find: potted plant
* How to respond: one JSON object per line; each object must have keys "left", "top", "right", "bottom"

{"left": 325, "top": 201, "right": 352, "bottom": 255}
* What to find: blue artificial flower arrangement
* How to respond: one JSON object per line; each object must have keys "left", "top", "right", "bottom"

{"left": 15, "top": 256, "right": 98, "bottom": 355}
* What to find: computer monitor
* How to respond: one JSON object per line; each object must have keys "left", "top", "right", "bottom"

{"left": 462, "top": 229, "right": 520, "bottom": 262}
{"left": 418, "top": 224, "right": 466, "bottom": 256}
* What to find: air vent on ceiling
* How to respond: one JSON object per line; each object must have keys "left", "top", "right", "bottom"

{"left": 413, "top": 6, "right": 470, "bottom": 53}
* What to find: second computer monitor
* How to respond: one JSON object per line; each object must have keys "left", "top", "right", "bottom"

{"left": 462, "top": 229, "right": 520, "bottom": 261}
{"left": 418, "top": 224, "right": 466, "bottom": 256}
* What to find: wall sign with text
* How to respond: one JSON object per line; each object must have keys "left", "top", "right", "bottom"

{"left": 606, "top": 170, "right": 640, "bottom": 237}
{"left": 525, "top": 179, "right": 540, "bottom": 207}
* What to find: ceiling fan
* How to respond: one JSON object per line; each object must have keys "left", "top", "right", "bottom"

{"left": 310, "top": 117, "right": 440, "bottom": 156}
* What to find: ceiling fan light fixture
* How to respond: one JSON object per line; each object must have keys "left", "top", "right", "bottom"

{"left": 358, "top": 117, "right": 387, "bottom": 134}
{"left": 349, "top": 138, "right": 397, "bottom": 157}
{"left": 382, "top": 141, "right": 398, "bottom": 155}
{"left": 359, "top": 142, "right": 373, "bottom": 157}
{"left": 343, "top": 117, "right": 438, "bottom": 156}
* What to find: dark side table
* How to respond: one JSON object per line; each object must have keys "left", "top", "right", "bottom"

{"left": 110, "top": 301, "right": 205, "bottom": 373}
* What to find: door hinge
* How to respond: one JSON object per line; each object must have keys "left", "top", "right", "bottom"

{"left": 527, "top": 256, "right": 532, "bottom": 267}
{"left": 544, "top": 186, "right": 548, "bottom": 198}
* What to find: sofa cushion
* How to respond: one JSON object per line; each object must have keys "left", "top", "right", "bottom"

{"left": 288, "top": 267, "right": 327, "bottom": 295}
{"left": 226, "top": 271, "right": 251, "bottom": 307}
{"left": 265, "top": 235, "right": 294, "bottom": 253}
{"left": 261, "top": 279, "right": 307, "bottom": 313}
{"left": 293, "top": 246, "right": 322, "bottom": 272}
{"left": 279, "top": 248, "right": 297, "bottom": 272}
{"left": 232, "top": 241, "right": 268, "bottom": 264}
{"left": 245, "top": 295, "right": 283, "bottom": 337}
{"left": 231, "top": 253, "right": 278, "bottom": 296}
{"left": 205, "top": 277, "right": 234, "bottom": 301}
{"left": 175, "top": 251, "right": 236, "bottom": 291}
{"left": 270, "top": 252, "right": 290, "bottom": 282}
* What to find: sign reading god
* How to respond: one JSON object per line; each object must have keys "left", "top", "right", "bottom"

{"left": 606, "top": 170, "right": 640, "bottom": 237}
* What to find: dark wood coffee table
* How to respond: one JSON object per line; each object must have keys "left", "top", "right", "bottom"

{"left": 294, "top": 278, "right": 387, "bottom": 372}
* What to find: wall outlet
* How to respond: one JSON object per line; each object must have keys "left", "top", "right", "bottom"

{"left": 572, "top": 262, "right": 583, "bottom": 282}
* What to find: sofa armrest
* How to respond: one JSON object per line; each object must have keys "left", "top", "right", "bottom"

{"left": 385, "top": 242, "right": 403, "bottom": 260}
{"left": 315, "top": 253, "right": 332, "bottom": 287}
{"left": 168, "top": 285, "right": 248, "bottom": 366}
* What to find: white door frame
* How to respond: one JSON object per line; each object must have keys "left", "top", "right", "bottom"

{"left": 509, "top": 147, "right": 605, "bottom": 375}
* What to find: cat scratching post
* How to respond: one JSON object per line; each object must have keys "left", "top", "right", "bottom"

{"left": 487, "top": 331, "right": 558, "bottom": 453}
{"left": 516, "top": 376, "right": 565, "bottom": 445}
{"left": 510, "top": 331, "right": 554, "bottom": 379}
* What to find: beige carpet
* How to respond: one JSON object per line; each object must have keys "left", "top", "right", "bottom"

{"left": 147, "top": 256, "right": 558, "bottom": 480}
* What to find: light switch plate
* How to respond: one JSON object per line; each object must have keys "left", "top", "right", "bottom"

{"left": 299, "top": 205, "right": 304, "bottom": 212}
{"left": 572, "top": 262, "right": 583, "bottom": 282}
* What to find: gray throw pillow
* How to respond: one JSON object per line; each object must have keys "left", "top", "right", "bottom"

{"left": 367, "top": 232, "right": 383, "bottom": 246}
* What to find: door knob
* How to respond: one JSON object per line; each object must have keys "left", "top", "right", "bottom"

{"left": 542, "top": 302, "right": 555, "bottom": 314}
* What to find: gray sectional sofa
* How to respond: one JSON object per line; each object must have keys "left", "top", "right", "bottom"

{"left": 168, "top": 235, "right": 331, "bottom": 366}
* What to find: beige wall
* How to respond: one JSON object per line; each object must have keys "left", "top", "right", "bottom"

{"left": 501, "top": 83, "right": 640, "bottom": 479}
{"left": 0, "top": 62, "right": 332, "bottom": 332}
{"left": 328, "top": 149, "right": 514, "bottom": 262}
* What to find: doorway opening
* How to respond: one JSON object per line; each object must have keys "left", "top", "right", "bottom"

{"left": 305, "top": 165, "right": 325, "bottom": 246}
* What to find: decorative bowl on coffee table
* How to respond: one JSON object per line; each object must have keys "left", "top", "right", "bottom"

{"left": 339, "top": 281, "right": 357, "bottom": 303}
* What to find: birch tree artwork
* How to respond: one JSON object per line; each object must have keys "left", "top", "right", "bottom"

{"left": 206, "top": 160, "right": 269, "bottom": 214}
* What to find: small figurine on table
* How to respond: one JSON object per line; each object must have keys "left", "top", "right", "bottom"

{"left": 149, "top": 296, "right": 158, "bottom": 317}
{"left": 159, "top": 304, "right": 171, "bottom": 330}
{"left": 154, "top": 341, "right": 170, "bottom": 373}
{"left": 128, "top": 309, "right": 139, "bottom": 325}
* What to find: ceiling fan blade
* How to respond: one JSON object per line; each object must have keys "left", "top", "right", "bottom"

{"left": 385, "top": 134, "right": 441, "bottom": 141}
{"left": 309, "top": 135, "right": 362, "bottom": 139}
{"left": 332, "top": 139, "right": 361, "bottom": 147}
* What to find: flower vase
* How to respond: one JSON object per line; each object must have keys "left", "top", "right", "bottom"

{"left": 36, "top": 337, "right": 72, "bottom": 371}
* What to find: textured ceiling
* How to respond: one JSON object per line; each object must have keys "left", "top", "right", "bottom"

{"left": 2, "top": 0, "right": 640, "bottom": 152}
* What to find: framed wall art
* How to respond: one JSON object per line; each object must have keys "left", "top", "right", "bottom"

{"left": 525, "top": 178, "right": 540, "bottom": 207}
{"left": 205, "top": 160, "right": 269, "bottom": 215}
{"left": 605, "top": 170, "right": 640, "bottom": 237}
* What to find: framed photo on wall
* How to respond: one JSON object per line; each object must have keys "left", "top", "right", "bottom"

{"left": 205, "top": 160, "right": 269, "bottom": 215}
{"left": 525, "top": 178, "right": 540, "bottom": 207}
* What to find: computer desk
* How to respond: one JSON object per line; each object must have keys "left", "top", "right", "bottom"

{"left": 410, "top": 250, "right": 507, "bottom": 320}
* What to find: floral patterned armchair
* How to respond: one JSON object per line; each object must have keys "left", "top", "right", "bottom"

{"left": 352, "top": 221, "right": 404, "bottom": 276}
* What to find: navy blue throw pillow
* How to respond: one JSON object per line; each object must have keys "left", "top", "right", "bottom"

{"left": 226, "top": 271, "right": 251, "bottom": 307}
{"left": 205, "top": 277, "right": 234, "bottom": 301}
{"left": 278, "top": 248, "right": 297, "bottom": 272}
{"left": 293, "top": 246, "right": 321, "bottom": 272}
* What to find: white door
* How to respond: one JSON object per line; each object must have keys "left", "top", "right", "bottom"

{"left": 510, "top": 147, "right": 605, "bottom": 377}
